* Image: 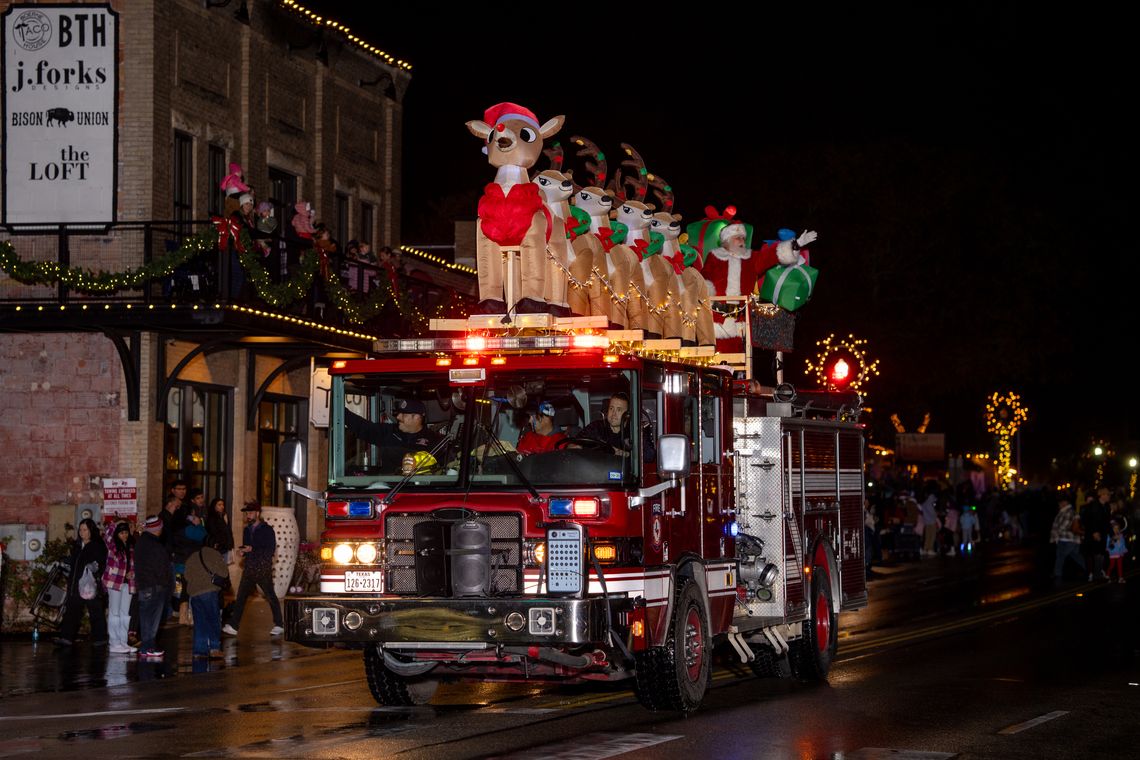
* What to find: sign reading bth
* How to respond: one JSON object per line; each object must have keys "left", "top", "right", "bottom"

{"left": 2, "top": 4, "right": 118, "bottom": 224}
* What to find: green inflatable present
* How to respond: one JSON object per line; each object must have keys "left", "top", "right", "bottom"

{"left": 685, "top": 206, "right": 752, "bottom": 263}
{"left": 758, "top": 260, "right": 818, "bottom": 312}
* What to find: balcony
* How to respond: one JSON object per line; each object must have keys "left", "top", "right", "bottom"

{"left": 0, "top": 220, "right": 476, "bottom": 348}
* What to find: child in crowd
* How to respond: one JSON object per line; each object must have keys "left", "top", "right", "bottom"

{"left": 1106, "top": 518, "right": 1128, "bottom": 583}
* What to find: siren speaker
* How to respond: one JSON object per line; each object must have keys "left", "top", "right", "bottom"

{"left": 449, "top": 520, "right": 491, "bottom": 597}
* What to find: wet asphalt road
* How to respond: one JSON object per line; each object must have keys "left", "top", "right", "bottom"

{"left": 1, "top": 545, "right": 1137, "bottom": 759}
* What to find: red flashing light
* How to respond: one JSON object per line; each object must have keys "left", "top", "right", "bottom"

{"left": 466, "top": 336, "right": 486, "bottom": 352}
{"left": 326, "top": 501, "right": 348, "bottom": 517}
{"left": 830, "top": 358, "right": 850, "bottom": 384}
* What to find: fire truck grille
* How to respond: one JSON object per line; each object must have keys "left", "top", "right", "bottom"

{"left": 384, "top": 512, "right": 523, "bottom": 595}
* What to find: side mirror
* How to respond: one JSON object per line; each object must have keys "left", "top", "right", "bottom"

{"left": 657, "top": 435, "right": 691, "bottom": 479}
{"left": 278, "top": 438, "right": 307, "bottom": 482}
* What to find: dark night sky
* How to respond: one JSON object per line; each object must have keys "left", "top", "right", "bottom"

{"left": 305, "top": 4, "right": 1135, "bottom": 478}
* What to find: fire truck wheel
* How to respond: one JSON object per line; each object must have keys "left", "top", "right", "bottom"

{"left": 748, "top": 644, "right": 782, "bottom": 678}
{"left": 363, "top": 646, "right": 439, "bottom": 706}
{"left": 633, "top": 578, "right": 710, "bottom": 712}
{"left": 791, "top": 566, "right": 837, "bottom": 682}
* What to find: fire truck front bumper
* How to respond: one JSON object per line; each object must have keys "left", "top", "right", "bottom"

{"left": 285, "top": 595, "right": 614, "bottom": 647}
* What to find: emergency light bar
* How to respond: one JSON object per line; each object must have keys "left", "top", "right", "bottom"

{"left": 373, "top": 334, "right": 611, "bottom": 353}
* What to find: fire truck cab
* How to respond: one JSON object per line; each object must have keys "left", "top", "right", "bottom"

{"left": 282, "top": 321, "right": 866, "bottom": 712}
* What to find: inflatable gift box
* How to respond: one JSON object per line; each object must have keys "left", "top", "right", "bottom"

{"left": 758, "top": 261, "right": 818, "bottom": 312}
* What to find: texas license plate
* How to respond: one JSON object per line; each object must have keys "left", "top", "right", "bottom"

{"left": 343, "top": 571, "right": 383, "bottom": 593}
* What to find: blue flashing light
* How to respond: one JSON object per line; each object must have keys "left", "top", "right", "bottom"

{"left": 348, "top": 501, "right": 373, "bottom": 517}
{"left": 727, "top": 521, "right": 740, "bottom": 538}
{"left": 549, "top": 498, "right": 572, "bottom": 517}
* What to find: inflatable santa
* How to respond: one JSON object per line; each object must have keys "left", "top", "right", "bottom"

{"left": 692, "top": 208, "right": 757, "bottom": 353}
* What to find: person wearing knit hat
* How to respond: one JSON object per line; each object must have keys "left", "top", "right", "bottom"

{"left": 134, "top": 513, "right": 173, "bottom": 658}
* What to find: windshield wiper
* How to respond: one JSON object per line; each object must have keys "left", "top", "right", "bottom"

{"left": 380, "top": 434, "right": 453, "bottom": 508}
{"left": 475, "top": 422, "right": 543, "bottom": 502}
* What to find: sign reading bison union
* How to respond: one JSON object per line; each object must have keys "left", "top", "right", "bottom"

{"left": 2, "top": 4, "right": 118, "bottom": 223}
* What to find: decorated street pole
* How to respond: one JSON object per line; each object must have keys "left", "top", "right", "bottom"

{"left": 804, "top": 333, "right": 881, "bottom": 395}
{"left": 985, "top": 392, "right": 1027, "bottom": 491}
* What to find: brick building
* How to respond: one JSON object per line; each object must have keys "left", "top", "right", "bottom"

{"left": 0, "top": 0, "right": 470, "bottom": 552}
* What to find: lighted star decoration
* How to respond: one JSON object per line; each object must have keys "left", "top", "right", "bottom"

{"left": 804, "top": 333, "right": 880, "bottom": 393}
{"left": 985, "top": 392, "right": 1027, "bottom": 490}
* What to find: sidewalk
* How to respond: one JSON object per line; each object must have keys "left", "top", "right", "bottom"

{"left": 0, "top": 597, "right": 325, "bottom": 699}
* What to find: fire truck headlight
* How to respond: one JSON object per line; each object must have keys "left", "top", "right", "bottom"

{"left": 524, "top": 541, "right": 546, "bottom": 566}
{"left": 355, "top": 543, "right": 378, "bottom": 564}
{"left": 332, "top": 543, "right": 354, "bottom": 565}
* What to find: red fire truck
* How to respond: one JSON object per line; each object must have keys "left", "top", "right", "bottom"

{"left": 281, "top": 317, "right": 866, "bottom": 712}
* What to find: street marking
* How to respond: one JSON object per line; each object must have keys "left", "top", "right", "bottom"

{"left": 478, "top": 707, "right": 561, "bottom": 714}
{"left": 274, "top": 678, "right": 363, "bottom": 693}
{"left": 998, "top": 710, "right": 1069, "bottom": 735}
{"left": 492, "top": 732, "right": 682, "bottom": 759}
{"left": 845, "top": 751, "right": 956, "bottom": 759}
{"left": 0, "top": 707, "right": 186, "bottom": 722}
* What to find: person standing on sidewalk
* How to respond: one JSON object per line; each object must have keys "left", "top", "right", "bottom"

{"left": 102, "top": 520, "right": 137, "bottom": 654}
{"left": 55, "top": 518, "right": 109, "bottom": 647}
{"left": 135, "top": 515, "right": 173, "bottom": 658}
{"left": 222, "top": 501, "right": 284, "bottom": 637}
{"left": 1050, "top": 497, "right": 1086, "bottom": 584}
{"left": 185, "top": 541, "right": 229, "bottom": 658}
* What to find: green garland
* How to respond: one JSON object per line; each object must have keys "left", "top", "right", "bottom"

{"left": 1, "top": 232, "right": 475, "bottom": 326}
{"left": 236, "top": 237, "right": 318, "bottom": 307}
{"left": 322, "top": 267, "right": 408, "bottom": 324}
{"left": 0, "top": 232, "right": 215, "bottom": 294}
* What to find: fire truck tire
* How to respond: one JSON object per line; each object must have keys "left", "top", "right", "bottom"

{"left": 748, "top": 645, "right": 782, "bottom": 678}
{"left": 633, "top": 578, "right": 710, "bottom": 712}
{"left": 363, "top": 646, "right": 439, "bottom": 706}
{"left": 791, "top": 567, "right": 837, "bottom": 682}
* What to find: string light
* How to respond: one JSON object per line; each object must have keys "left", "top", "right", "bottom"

{"left": 985, "top": 392, "right": 1027, "bottom": 491}
{"left": 804, "top": 333, "right": 881, "bottom": 394}
{"left": 398, "top": 245, "right": 476, "bottom": 275}
{"left": 277, "top": 0, "right": 411, "bottom": 71}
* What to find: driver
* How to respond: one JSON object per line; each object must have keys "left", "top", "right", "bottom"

{"left": 345, "top": 398, "right": 443, "bottom": 451}
{"left": 516, "top": 401, "right": 566, "bottom": 455}
{"left": 579, "top": 392, "right": 656, "bottom": 462}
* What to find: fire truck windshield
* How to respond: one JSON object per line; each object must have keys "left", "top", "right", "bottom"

{"left": 328, "top": 368, "right": 643, "bottom": 491}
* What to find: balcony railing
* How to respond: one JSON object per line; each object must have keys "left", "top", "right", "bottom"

{"left": 0, "top": 220, "right": 473, "bottom": 336}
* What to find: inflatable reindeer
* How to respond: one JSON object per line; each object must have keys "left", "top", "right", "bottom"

{"left": 532, "top": 168, "right": 580, "bottom": 317}
{"left": 467, "top": 103, "right": 565, "bottom": 314}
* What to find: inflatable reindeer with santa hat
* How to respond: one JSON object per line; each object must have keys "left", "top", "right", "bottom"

{"left": 467, "top": 102, "right": 565, "bottom": 314}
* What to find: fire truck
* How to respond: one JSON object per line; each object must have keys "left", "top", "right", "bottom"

{"left": 280, "top": 314, "right": 867, "bottom": 712}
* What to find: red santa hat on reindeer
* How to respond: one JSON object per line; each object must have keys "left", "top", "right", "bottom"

{"left": 479, "top": 102, "right": 542, "bottom": 155}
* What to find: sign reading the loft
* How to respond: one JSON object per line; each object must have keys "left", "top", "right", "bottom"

{"left": 2, "top": 4, "right": 118, "bottom": 224}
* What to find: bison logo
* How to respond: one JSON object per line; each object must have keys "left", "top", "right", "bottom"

{"left": 46, "top": 108, "right": 74, "bottom": 127}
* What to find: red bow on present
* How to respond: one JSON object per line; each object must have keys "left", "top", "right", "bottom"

{"left": 665, "top": 251, "right": 686, "bottom": 275}
{"left": 702, "top": 204, "right": 738, "bottom": 221}
{"left": 212, "top": 216, "right": 246, "bottom": 254}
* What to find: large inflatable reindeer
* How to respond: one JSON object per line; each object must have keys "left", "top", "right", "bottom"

{"left": 467, "top": 103, "right": 565, "bottom": 314}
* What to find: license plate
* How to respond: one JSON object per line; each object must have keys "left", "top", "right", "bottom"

{"left": 344, "top": 571, "right": 383, "bottom": 593}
